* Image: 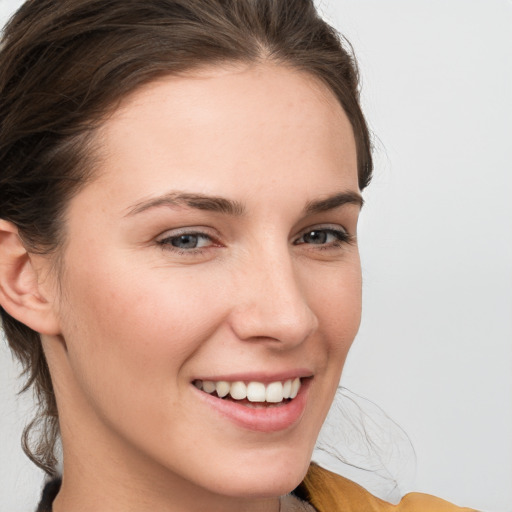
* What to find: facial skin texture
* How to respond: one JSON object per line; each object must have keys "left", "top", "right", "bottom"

{"left": 38, "top": 63, "right": 362, "bottom": 512}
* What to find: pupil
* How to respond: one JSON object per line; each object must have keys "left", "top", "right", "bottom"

{"left": 172, "top": 234, "right": 198, "bottom": 249}
{"left": 304, "top": 231, "right": 327, "bottom": 244}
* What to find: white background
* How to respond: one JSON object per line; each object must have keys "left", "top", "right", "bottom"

{"left": 1, "top": 1, "right": 511, "bottom": 511}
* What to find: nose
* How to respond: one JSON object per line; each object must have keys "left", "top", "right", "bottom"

{"left": 227, "top": 246, "right": 319, "bottom": 348}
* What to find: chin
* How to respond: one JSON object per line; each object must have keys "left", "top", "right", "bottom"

{"left": 211, "top": 472, "right": 307, "bottom": 499}
{"left": 201, "top": 447, "right": 313, "bottom": 499}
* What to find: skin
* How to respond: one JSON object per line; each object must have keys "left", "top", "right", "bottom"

{"left": 2, "top": 63, "right": 362, "bottom": 512}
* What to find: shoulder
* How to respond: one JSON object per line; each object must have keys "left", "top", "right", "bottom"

{"left": 295, "top": 463, "right": 477, "bottom": 512}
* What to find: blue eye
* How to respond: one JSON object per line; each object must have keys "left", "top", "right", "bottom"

{"left": 295, "top": 228, "right": 350, "bottom": 246}
{"left": 159, "top": 232, "right": 212, "bottom": 250}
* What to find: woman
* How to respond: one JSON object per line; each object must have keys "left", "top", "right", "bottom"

{"left": 0, "top": 1, "right": 476, "bottom": 511}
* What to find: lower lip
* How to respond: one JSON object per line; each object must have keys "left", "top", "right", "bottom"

{"left": 193, "top": 379, "right": 311, "bottom": 433}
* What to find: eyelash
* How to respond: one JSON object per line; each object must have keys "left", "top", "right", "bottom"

{"left": 156, "top": 231, "right": 217, "bottom": 255}
{"left": 293, "top": 227, "right": 353, "bottom": 249}
{"left": 156, "top": 226, "right": 353, "bottom": 255}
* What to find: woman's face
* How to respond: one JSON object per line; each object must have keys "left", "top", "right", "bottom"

{"left": 47, "top": 63, "right": 362, "bottom": 501}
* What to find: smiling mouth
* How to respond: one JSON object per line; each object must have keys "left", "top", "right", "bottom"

{"left": 192, "top": 378, "right": 302, "bottom": 407}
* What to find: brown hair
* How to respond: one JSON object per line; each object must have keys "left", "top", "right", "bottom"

{"left": 0, "top": 0, "right": 373, "bottom": 476}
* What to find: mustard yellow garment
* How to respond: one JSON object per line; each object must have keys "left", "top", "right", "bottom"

{"left": 296, "top": 463, "right": 477, "bottom": 512}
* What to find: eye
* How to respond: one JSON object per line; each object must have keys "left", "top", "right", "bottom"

{"left": 158, "top": 231, "right": 214, "bottom": 251}
{"left": 294, "top": 227, "right": 351, "bottom": 247}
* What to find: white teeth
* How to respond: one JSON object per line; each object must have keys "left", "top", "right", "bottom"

{"left": 215, "top": 381, "right": 230, "bottom": 398}
{"left": 202, "top": 380, "right": 216, "bottom": 393}
{"left": 247, "top": 382, "right": 266, "bottom": 402}
{"left": 230, "top": 381, "right": 247, "bottom": 400}
{"left": 195, "top": 377, "right": 303, "bottom": 403}
{"left": 265, "top": 381, "right": 284, "bottom": 403}
{"left": 290, "top": 377, "right": 301, "bottom": 399}
{"left": 282, "top": 379, "right": 292, "bottom": 399}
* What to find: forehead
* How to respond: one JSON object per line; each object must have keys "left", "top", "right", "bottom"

{"left": 84, "top": 62, "right": 358, "bottom": 211}
{"left": 112, "top": 61, "right": 348, "bottom": 126}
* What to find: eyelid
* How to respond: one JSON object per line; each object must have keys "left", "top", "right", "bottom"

{"left": 155, "top": 227, "right": 223, "bottom": 256}
{"left": 153, "top": 223, "right": 354, "bottom": 257}
{"left": 156, "top": 226, "right": 218, "bottom": 242}
{"left": 295, "top": 223, "right": 349, "bottom": 238}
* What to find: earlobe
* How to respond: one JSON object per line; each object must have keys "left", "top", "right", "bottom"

{"left": 0, "top": 220, "right": 61, "bottom": 335}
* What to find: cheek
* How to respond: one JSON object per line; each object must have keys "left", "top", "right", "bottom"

{"left": 300, "top": 266, "right": 362, "bottom": 451}
{"left": 307, "top": 266, "right": 361, "bottom": 431}
{"left": 57, "top": 254, "right": 224, "bottom": 404}
{"left": 55, "top": 261, "right": 229, "bottom": 461}
{"left": 307, "top": 261, "right": 362, "bottom": 353}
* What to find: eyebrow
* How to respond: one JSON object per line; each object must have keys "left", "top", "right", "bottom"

{"left": 125, "top": 190, "right": 363, "bottom": 217}
{"left": 126, "top": 192, "right": 246, "bottom": 217}
{"left": 304, "top": 191, "right": 364, "bottom": 215}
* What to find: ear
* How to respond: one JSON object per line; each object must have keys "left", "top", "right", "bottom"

{"left": 0, "top": 220, "right": 61, "bottom": 335}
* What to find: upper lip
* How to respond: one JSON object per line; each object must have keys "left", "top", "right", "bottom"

{"left": 192, "top": 369, "right": 313, "bottom": 384}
